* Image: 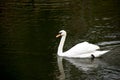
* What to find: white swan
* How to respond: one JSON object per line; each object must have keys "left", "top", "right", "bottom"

{"left": 56, "top": 30, "right": 109, "bottom": 58}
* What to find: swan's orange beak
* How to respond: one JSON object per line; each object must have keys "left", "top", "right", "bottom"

{"left": 56, "top": 34, "right": 61, "bottom": 38}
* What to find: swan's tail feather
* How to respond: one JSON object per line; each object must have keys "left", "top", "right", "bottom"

{"left": 92, "top": 50, "right": 110, "bottom": 57}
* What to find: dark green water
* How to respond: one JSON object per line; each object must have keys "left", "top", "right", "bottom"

{"left": 1, "top": 0, "right": 120, "bottom": 80}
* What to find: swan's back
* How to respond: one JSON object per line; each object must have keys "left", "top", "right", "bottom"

{"left": 64, "top": 42, "right": 100, "bottom": 56}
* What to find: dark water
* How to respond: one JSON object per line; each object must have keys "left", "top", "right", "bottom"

{"left": 1, "top": 0, "right": 120, "bottom": 80}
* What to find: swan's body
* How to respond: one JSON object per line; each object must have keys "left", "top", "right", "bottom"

{"left": 56, "top": 30, "right": 109, "bottom": 58}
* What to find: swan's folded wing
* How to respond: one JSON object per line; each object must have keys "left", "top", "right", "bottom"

{"left": 65, "top": 42, "right": 100, "bottom": 56}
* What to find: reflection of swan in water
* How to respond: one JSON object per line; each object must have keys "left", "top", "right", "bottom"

{"left": 57, "top": 56, "right": 65, "bottom": 80}
{"left": 57, "top": 56, "right": 107, "bottom": 74}
{"left": 64, "top": 57, "right": 107, "bottom": 71}
{"left": 56, "top": 56, "right": 106, "bottom": 80}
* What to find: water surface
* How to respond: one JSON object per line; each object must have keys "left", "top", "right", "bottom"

{"left": 1, "top": 0, "right": 120, "bottom": 80}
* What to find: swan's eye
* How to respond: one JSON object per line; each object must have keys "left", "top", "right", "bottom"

{"left": 59, "top": 32, "right": 62, "bottom": 34}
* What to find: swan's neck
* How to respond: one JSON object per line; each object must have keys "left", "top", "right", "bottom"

{"left": 57, "top": 34, "right": 66, "bottom": 55}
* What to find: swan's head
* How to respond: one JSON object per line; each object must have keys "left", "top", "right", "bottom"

{"left": 56, "top": 30, "right": 67, "bottom": 38}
